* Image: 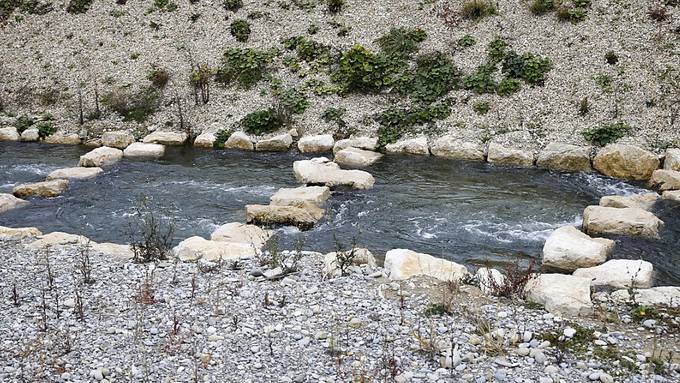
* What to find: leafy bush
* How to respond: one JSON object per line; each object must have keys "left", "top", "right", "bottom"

{"left": 66, "top": 0, "right": 93, "bottom": 14}
{"left": 102, "top": 86, "right": 161, "bottom": 123}
{"left": 556, "top": 6, "right": 587, "bottom": 23}
{"left": 473, "top": 101, "right": 490, "bottom": 115}
{"left": 497, "top": 77, "right": 521, "bottom": 96}
{"left": 457, "top": 34, "right": 476, "bottom": 47}
{"left": 322, "top": 107, "right": 347, "bottom": 127}
{"left": 530, "top": 0, "right": 555, "bottom": 15}
{"left": 215, "top": 48, "right": 272, "bottom": 89}
{"left": 213, "top": 129, "right": 232, "bottom": 149}
{"left": 501, "top": 51, "right": 552, "bottom": 85}
{"left": 36, "top": 122, "right": 55, "bottom": 139}
{"left": 463, "top": 64, "right": 497, "bottom": 94}
{"left": 376, "top": 27, "right": 427, "bottom": 64}
{"left": 375, "top": 101, "right": 452, "bottom": 148}
{"left": 276, "top": 88, "right": 309, "bottom": 115}
{"left": 223, "top": 0, "right": 242, "bottom": 11}
{"left": 487, "top": 37, "right": 508, "bottom": 63}
{"left": 147, "top": 67, "right": 170, "bottom": 88}
{"left": 331, "top": 45, "right": 393, "bottom": 93}
{"left": 230, "top": 19, "right": 251, "bottom": 42}
{"left": 582, "top": 123, "right": 631, "bottom": 146}
{"left": 282, "top": 36, "right": 331, "bottom": 64}
{"left": 15, "top": 115, "right": 34, "bottom": 133}
{"left": 396, "top": 52, "right": 461, "bottom": 104}
{"left": 153, "top": 0, "right": 177, "bottom": 12}
{"left": 461, "top": 0, "right": 497, "bottom": 21}
{"left": 240, "top": 108, "right": 286, "bottom": 135}
{"left": 327, "top": 0, "right": 343, "bottom": 13}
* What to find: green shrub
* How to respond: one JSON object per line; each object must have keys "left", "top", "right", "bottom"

{"left": 36, "top": 122, "right": 56, "bottom": 139}
{"left": 15, "top": 115, "right": 35, "bottom": 133}
{"left": 396, "top": 52, "right": 461, "bottom": 104}
{"left": 276, "top": 88, "right": 309, "bottom": 115}
{"left": 463, "top": 64, "right": 497, "bottom": 94}
{"left": 594, "top": 74, "right": 613, "bottom": 93}
{"left": 375, "top": 101, "right": 452, "bottom": 148}
{"left": 473, "top": 101, "right": 490, "bottom": 115}
{"left": 282, "top": 36, "right": 331, "bottom": 64}
{"left": 223, "top": 0, "right": 242, "bottom": 11}
{"left": 19, "top": 0, "right": 52, "bottom": 15}
{"left": 556, "top": 6, "right": 587, "bottom": 23}
{"left": 487, "top": 37, "right": 508, "bottom": 63}
{"left": 322, "top": 107, "right": 346, "bottom": 127}
{"left": 497, "top": 77, "right": 521, "bottom": 96}
{"left": 376, "top": 27, "right": 427, "bottom": 63}
{"left": 579, "top": 97, "right": 589, "bottom": 116}
{"left": 215, "top": 48, "right": 272, "bottom": 89}
{"left": 327, "top": 0, "right": 343, "bottom": 13}
{"left": 147, "top": 67, "right": 170, "bottom": 88}
{"left": 457, "top": 34, "right": 476, "bottom": 47}
{"left": 520, "top": 53, "right": 552, "bottom": 85}
{"left": 331, "top": 45, "right": 393, "bottom": 93}
{"left": 213, "top": 129, "right": 232, "bottom": 149}
{"left": 153, "top": 0, "right": 177, "bottom": 12}
{"left": 582, "top": 123, "right": 631, "bottom": 146}
{"left": 605, "top": 51, "right": 618, "bottom": 65}
{"left": 102, "top": 86, "right": 161, "bottom": 123}
{"left": 530, "top": 0, "right": 555, "bottom": 15}
{"left": 67, "top": 0, "right": 94, "bottom": 14}
{"left": 240, "top": 108, "right": 286, "bottom": 135}
{"left": 230, "top": 19, "right": 251, "bottom": 42}
{"left": 461, "top": 0, "right": 497, "bottom": 21}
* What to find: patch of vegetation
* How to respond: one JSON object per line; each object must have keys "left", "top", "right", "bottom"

{"left": 331, "top": 45, "right": 393, "bottom": 93}
{"left": 230, "top": 19, "right": 251, "bottom": 42}
{"left": 152, "top": 0, "right": 178, "bottom": 12}
{"left": 213, "top": 129, "right": 232, "bottom": 149}
{"left": 376, "top": 27, "right": 427, "bottom": 65}
{"left": 605, "top": 51, "right": 619, "bottom": 65}
{"left": 375, "top": 100, "right": 452, "bottom": 148}
{"left": 457, "top": 34, "right": 476, "bottom": 47}
{"left": 128, "top": 196, "right": 175, "bottom": 263}
{"left": 307, "top": 24, "right": 319, "bottom": 34}
{"left": 582, "top": 122, "right": 631, "bottom": 146}
{"left": 461, "top": 0, "right": 497, "bottom": 21}
{"left": 322, "top": 107, "right": 347, "bottom": 127}
{"left": 396, "top": 52, "right": 461, "bottom": 104}
{"left": 239, "top": 108, "right": 287, "bottom": 135}
{"left": 215, "top": 48, "right": 273, "bottom": 89}
{"left": 147, "top": 66, "right": 170, "bottom": 88}
{"left": 15, "top": 115, "right": 34, "bottom": 133}
{"left": 327, "top": 0, "right": 343, "bottom": 14}
{"left": 503, "top": 52, "right": 553, "bottom": 85}
{"left": 101, "top": 86, "right": 161, "bottom": 123}
{"left": 540, "top": 323, "right": 594, "bottom": 356}
{"left": 530, "top": 0, "right": 555, "bottom": 15}
{"left": 282, "top": 36, "right": 332, "bottom": 67}
{"left": 424, "top": 303, "right": 452, "bottom": 316}
{"left": 473, "top": 101, "right": 490, "bottom": 115}
{"left": 497, "top": 77, "right": 521, "bottom": 96}
{"left": 36, "top": 121, "right": 55, "bottom": 139}
{"left": 66, "top": 0, "right": 93, "bottom": 14}
{"left": 630, "top": 305, "right": 659, "bottom": 321}
{"left": 594, "top": 74, "right": 613, "bottom": 93}
{"left": 463, "top": 64, "right": 497, "bottom": 94}
{"left": 274, "top": 86, "right": 309, "bottom": 115}
{"left": 223, "top": 0, "right": 242, "bottom": 12}
{"left": 487, "top": 37, "right": 508, "bottom": 64}
{"left": 579, "top": 97, "right": 589, "bottom": 116}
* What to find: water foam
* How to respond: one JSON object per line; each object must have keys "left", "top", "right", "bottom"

{"left": 462, "top": 215, "right": 582, "bottom": 244}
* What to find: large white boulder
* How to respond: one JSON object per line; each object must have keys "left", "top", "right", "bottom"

{"left": 225, "top": 132, "right": 254, "bottom": 151}
{"left": 430, "top": 136, "right": 485, "bottom": 161}
{"left": 525, "top": 274, "right": 593, "bottom": 317}
{"left": 662, "top": 190, "right": 680, "bottom": 202}
{"left": 13, "top": 179, "right": 69, "bottom": 198}
{"left": 293, "top": 157, "right": 375, "bottom": 190}
{"left": 611, "top": 286, "right": 680, "bottom": 307}
{"left": 298, "top": 134, "right": 334, "bottom": 153}
{"left": 173, "top": 236, "right": 257, "bottom": 262}
{"left": 123, "top": 142, "right": 165, "bottom": 159}
{"left": 664, "top": 148, "right": 680, "bottom": 171}
{"left": 0, "top": 127, "right": 19, "bottom": 141}
{"left": 255, "top": 133, "right": 293, "bottom": 152}
{"left": 593, "top": 144, "right": 660, "bottom": 180}
{"left": 27, "top": 232, "right": 89, "bottom": 249}
{"left": 44, "top": 132, "right": 81, "bottom": 145}
{"left": 90, "top": 242, "right": 135, "bottom": 261}
{"left": 384, "top": 249, "right": 468, "bottom": 281}
{"left": 542, "top": 226, "right": 614, "bottom": 272}
{"left": 0, "top": 193, "right": 30, "bottom": 213}
{"left": 536, "top": 143, "right": 592, "bottom": 172}
{"left": 582, "top": 206, "right": 664, "bottom": 238}
{"left": 245, "top": 203, "right": 325, "bottom": 229}
{"left": 210, "top": 222, "right": 271, "bottom": 249}
{"left": 487, "top": 143, "right": 534, "bottom": 167}
{"left": 20, "top": 128, "right": 39, "bottom": 142}
{"left": 323, "top": 248, "right": 377, "bottom": 277}
{"left": 270, "top": 186, "right": 331, "bottom": 207}
{"left": 193, "top": 132, "right": 216, "bottom": 148}
{"left": 101, "top": 131, "right": 135, "bottom": 149}
{"left": 649, "top": 169, "right": 680, "bottom": 191}
{"left": 79, "top": 146, "right": 123, "bottom": 167}
{"left": 46, "top": 167, "right": 103, "bottom": 181}
{"left": 333, "top": 137, "right": 378, "bottom": 153}
{"left": 573, "top": 259, "right": 654, "bottom": 289}
{"left": 599, "top": 193, "right": 659, "bottom": 211}
{"left": 385, "top": 136, "right": 430, "bottom": 156}
{"left": 334, "top": 147, "right": 383, "bottom": 167}
{"left": 0, "top": 226, "right": 42, "bottom": 240}
{"left": 142, "top": 131, "right": 187, "bottom": 146}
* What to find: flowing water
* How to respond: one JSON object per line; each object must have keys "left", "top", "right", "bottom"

{"left": 1, "top": 142, "right": 678, "bottom": 285}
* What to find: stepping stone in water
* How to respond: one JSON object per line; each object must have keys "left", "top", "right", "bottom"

{"left": 46, "top": 167, "right": 103, "bottom": 180}
{"left": 13, "top": 179, "right": 69, "bottom": 198}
